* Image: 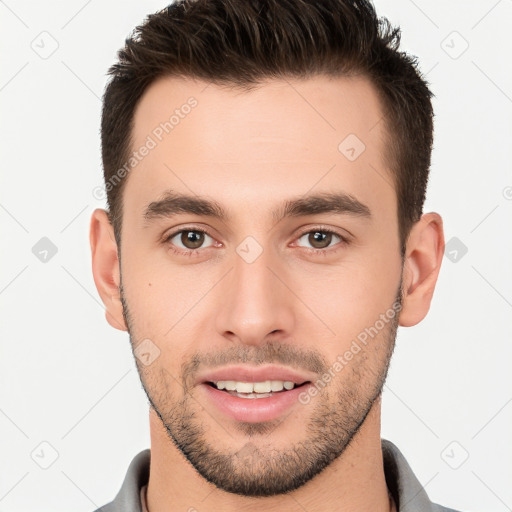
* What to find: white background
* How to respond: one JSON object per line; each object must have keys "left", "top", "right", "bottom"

{"left": 1, "top": 1, "right": 511, "bottom": 511}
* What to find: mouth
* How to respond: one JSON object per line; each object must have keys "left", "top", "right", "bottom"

{"left": 205, "top": 379, "right": 311, "bottom": 399}
{"left": 200, "top": 378, "right": 314, "bottom": 423}
{"left": 196, "top": 365, "right": 317, "bottom": 422}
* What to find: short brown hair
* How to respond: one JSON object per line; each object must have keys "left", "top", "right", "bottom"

{"left": 101, "top": 0, "right": 434, "bottom": 254}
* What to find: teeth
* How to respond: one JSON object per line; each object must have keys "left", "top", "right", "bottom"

{"left": 236, "top": 382, "right": 254, "bottom": 393}
{"left": 224, "top": 381, "right": 237, "bottom": 391}
{"left": 253, "top": 381, "right": 271, "bottom": 393}
{"left": 232, "top": 392, "right": 273, "bottom": 399}
{"left": 270, "top": 380, "right": 284, "bottom": 391}
{"left": 213, "top": 380, "right": 297, "bottom": 393}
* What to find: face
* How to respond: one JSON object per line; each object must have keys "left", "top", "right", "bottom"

{"left": 118, "top": 75, "right": 404, "bottom": 496}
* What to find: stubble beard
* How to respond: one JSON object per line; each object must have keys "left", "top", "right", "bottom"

{"left": 120, "top": 278, "right": 402, "bottom": 497}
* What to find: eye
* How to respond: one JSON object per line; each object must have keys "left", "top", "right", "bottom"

{"left": 164, "top": 228, "right": 218, "bottom": 255}
{"left": 294, "top": 228, "right": 347, "bottom": 252}
{"left": 162, "top": 226, "right": 348, "bottom": 257}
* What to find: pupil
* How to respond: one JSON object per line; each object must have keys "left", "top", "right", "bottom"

{"left": 183, "top": 231, "right": 204, "bottom": 248}
{"left": 310, "top": 231, "right": 331, "bottom": 248}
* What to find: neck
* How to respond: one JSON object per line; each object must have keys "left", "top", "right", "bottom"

{"left": 146, "top": 397, "right": 393, "bottom": 512}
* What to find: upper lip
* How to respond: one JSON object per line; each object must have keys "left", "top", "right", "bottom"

{"left": 196, "top": 364, "right": 315, "bottom": 386}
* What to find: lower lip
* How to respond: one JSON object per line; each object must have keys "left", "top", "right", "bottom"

{"left": 200, "top": 383, "right": 312, "bottom": 423}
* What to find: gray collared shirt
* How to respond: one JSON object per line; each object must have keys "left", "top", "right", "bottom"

{"left": 93, "top": 439, "right": 462, "bottom": 512}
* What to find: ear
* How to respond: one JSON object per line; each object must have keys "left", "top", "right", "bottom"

{"left": 399, "top": 212, "right": 444, "bottom": 327}
{"left": 89, "top": 208, "right": 127, "bottom": 331}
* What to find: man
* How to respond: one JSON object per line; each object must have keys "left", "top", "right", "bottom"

{"left": 90, "top": 0, "right": 455, "bottom": 510}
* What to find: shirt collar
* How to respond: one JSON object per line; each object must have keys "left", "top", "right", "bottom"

{"left": 381, "top": 439, "right": 442, "bottom": 512}
{"left": 102, "top": 439, "right": 447, "bottom": 512}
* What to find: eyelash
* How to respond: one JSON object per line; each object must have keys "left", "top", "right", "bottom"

{"left": 162, "top": 225, "right": 349, "bottom": 257}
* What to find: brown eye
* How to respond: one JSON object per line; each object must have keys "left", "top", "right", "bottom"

{"left": 308, "top": 231, "right": 333, "bottom": 249}
{"left": 296, "top": 229, "right": 344, "bottom": 251}
{"left": 166, "top": 229, "right": 215, "bottom": 252}
{"left": 180, "top": 230, "right": 205, "bottom": 249}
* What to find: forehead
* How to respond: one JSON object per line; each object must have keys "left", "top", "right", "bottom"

{"left": 132, "top": 74, "right": 387, "bottom": 154}
{"left": 125, "top": 74, "right": 395, "bottom": 228}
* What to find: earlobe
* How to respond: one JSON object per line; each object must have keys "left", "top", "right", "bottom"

{"left": 89, "top": 208, "right": 128, "bottom": 332}
{"left": 399, "top": 213, "right": 444, "bottom": 327}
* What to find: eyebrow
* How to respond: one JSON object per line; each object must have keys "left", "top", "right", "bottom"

{"left": 143, "top": 189, "right": 371, "bottom": 226}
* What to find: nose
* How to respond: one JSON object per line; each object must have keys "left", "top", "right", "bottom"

{"left": 214, "top": 241, "right": 297, "bottom": 346}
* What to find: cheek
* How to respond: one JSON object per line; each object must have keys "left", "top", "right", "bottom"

{"left": 120, "top": 257, "right": 218, "bottom": 374}
{"left": 137, "top": 361, "right": 181, "bottom": 406}
{"left": 120, "top": 243, "right": 196, "bottom": 332}
{"left": 121, "top": 219, "right": 402, "bottom": 348}
{"left": 291, "top": 255, "right": 401, "bottom": 341}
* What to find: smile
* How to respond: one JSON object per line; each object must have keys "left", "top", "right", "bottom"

{"left": 207, "top": 380, "right": 308, "bottom": 399}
